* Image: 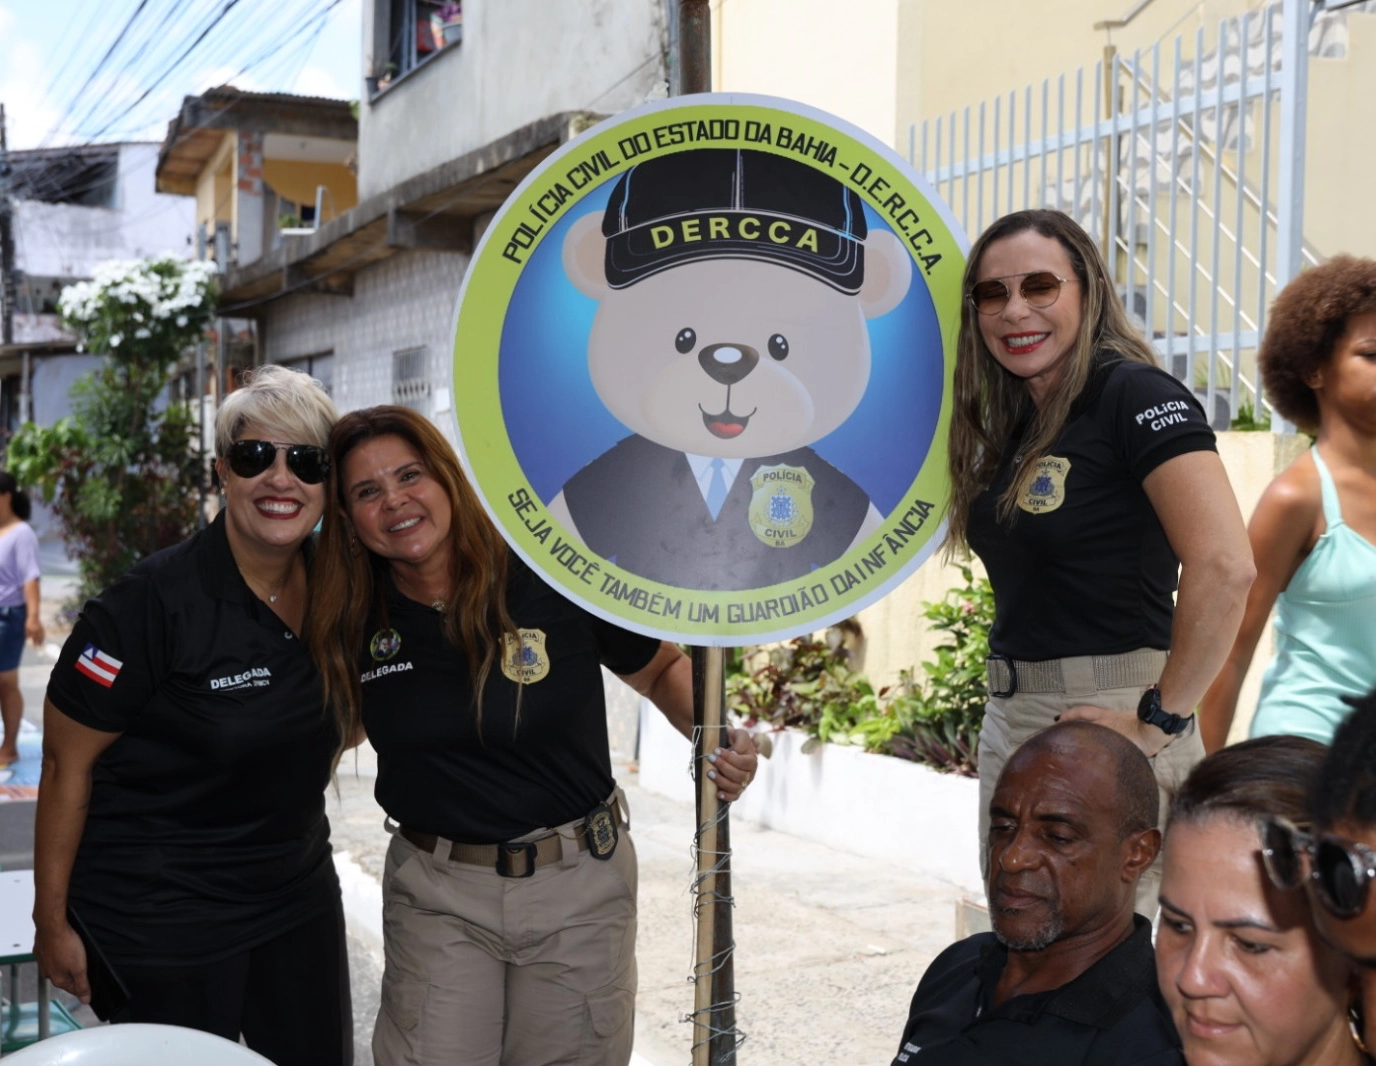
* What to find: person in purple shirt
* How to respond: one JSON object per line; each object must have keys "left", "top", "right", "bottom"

{"left": 0, "top": 470, "right": 43, "bottom": 770}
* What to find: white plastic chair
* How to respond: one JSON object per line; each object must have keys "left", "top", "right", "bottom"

{"left": 0, "top": 1023, "right": 273, "bottom": 1065}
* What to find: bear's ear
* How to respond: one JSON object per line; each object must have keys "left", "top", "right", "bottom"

{"left": 563, "top": 213, "right": 612, "bottom": 299}
{"left": 858, "top": 229, "right": 913, "bottom": 319}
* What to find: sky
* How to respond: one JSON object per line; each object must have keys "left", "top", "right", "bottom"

{"left": 0, "top": 0, "right": 362, "bottom": 151}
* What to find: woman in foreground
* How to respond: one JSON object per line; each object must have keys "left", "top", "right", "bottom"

{"left": 1156, "top": 735, "right": 1365, "bottom": 1065}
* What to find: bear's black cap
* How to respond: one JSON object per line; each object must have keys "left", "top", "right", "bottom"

{"left": 601, "top": 148, "right": 867, "bottom": 292}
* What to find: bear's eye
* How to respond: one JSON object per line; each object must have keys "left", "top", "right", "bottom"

{"left": 675, "top": 328, "right": 696, "bottom": 354}
{"left": 768, "top": 334, "right": 789, "bottom": 361}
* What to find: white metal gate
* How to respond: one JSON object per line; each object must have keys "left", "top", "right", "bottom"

{"left": 907, "top": 0, "right": 1370, "bottom": 428}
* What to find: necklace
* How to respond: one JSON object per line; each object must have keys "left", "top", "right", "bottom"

{"left": 244, "top": 568, "right": 292, "bottom": 606}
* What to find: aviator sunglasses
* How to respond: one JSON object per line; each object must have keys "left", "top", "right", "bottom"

{"left": 226, "top": 439, "right": 331, "bottom": 485}
{"left": 1261, "top": 815, "right": 1376, "bottom": 919}
{"left": 967, "top": 271, "right": 1074, "bottom": 316}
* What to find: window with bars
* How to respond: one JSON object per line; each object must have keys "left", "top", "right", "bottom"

{"left": 393, "top": 347, "right": 431, "bottom": 410}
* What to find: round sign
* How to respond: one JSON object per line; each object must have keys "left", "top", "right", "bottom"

{"left": 451, "top": 93, "right": 966, "bottom": 645}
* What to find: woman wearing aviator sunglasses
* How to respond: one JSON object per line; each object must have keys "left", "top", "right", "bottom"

{"left": 33, "top": 366, "right": 353, "bottom": 1064}
{"left": 944, "top": 209, "right": 1254, "bottom": 915}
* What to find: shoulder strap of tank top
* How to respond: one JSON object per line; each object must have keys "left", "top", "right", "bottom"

{"left": 1311, "top": 446, "right": 1344, "bottom": 528}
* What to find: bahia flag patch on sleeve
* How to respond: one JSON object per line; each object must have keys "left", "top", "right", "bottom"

{"left": 75, "top": 644, "right": 123, "bottom": 688}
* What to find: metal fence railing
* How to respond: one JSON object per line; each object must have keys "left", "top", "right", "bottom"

{"left": 906, "top": 0, "right": 1353, "bottom": 430}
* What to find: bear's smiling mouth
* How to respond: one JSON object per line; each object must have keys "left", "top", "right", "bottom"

{"left": 698, "top": 402, "right": 758, "bottom": 439}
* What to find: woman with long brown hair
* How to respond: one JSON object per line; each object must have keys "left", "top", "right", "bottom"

{"left": 308, "top": 405, "right": 758, "bottom": 1065}
{"left": 946, "top": 208, "right": 1254, "bottom": 912}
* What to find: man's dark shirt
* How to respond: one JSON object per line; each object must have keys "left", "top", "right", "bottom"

{"left": 892, "top": 915, "right": 1183, "bottom": 1065}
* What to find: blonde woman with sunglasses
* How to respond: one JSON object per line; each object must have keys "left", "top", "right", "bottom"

{"left": 945, "top": 209, "right": 1254, "bottom": 915}
{"left": 32, "top": 366, "right": 353, "bottom": 1064}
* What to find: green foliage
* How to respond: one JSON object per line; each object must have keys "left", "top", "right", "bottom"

{"left": 886, "top": 566, "right": 993, "bottom": 776}
{"left": 727, "top": 566, "right": 995, "bottom": 777}
{"left": 8, "top": 256, "right": 217, "bottom": 611}
{"left": 1230, "top": 401, "right": 1271, "bottom": 432}
{"left": 726, "top": 632, "right": 864, "bottom": 740}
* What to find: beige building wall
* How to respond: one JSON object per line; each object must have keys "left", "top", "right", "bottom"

{"left": 710, "top": 0, "right": 901, "bottom": 146}
{"left": 260, "top": 160, "right": 359, "bottom": 224}
{"left": 193, "top": 135, "right": 235, "bottom": 245}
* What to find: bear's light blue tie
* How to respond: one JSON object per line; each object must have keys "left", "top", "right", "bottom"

{"left": 705, "top": 458, "right": 729, "bottom": 520}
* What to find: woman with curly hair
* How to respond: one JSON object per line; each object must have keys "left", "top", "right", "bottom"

{"left": 946, "top": 208, "right": 1255, "bottom": 914}
{"left": 1199, "top": 256, "right": 1376, "bottom": 749}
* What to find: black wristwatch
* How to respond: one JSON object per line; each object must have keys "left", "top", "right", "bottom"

{"left": 1137, "top": 686, "right": 1193, "bottom": 735}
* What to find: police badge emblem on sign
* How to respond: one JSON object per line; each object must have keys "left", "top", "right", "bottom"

{"left": 747, "top": 464, "right": 815, "bottom": 547}
{"left": 501, "top": 628, "right": 550, "bottom": 684}
{"left": 1018, "top": 455, "right": 1071, "bottom": 514}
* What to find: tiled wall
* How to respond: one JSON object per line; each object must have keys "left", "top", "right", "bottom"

{"left": 262, "top": 247, "right": 470, "bottom": 444}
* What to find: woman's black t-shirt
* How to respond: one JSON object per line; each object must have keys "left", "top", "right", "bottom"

{"left": 360, "top": 562, "right": 660, "bottom": 843}
{"left": 45, "top": 513, "right": 339, "bottom": 966}
{"left": 967, "top": 358, "right": 1216, "bottom": 662}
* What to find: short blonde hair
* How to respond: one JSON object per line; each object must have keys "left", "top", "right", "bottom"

{"left": 215, "top": 365, "right": 337, "bottom": 456}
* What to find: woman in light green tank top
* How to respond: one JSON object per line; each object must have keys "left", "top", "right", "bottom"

{"left": 1200, "top": 256, "right": 1376, "bottom": 750}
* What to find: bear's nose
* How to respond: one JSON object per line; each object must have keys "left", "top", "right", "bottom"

{"left": 698, "top": 343, "right": 759, "bottom": 385}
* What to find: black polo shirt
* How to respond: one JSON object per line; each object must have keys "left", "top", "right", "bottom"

{"left": 46, "top": 512, "right": 338, "bottom": 966}
{"left": 892, "top": 915, "right": 1183, "bottom": 1065}
{"left": 361, "top": 561, "right": 660, "bottom": 843}
{"left": 968, "top": 358, "right": 1215, "bottom": 661}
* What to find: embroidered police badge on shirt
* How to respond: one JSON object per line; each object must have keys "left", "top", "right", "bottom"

{"left": 747, "top": 463, "right": 815, "bottom": 548}
{"left": 370, "top": 628, "right": 402, "bottom": 661}
{"left": 501, "top": 628, "right": 550, "bottom": 684}
{"left": 1018, "top": 455, "right": 1072, "bottom": 514}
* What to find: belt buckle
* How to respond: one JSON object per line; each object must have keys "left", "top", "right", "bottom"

{"left": 497, "top": 842, "right": 537, "bottom": 878}
{"left": 989, "top": 653, "right": 1017, "bottom": 699}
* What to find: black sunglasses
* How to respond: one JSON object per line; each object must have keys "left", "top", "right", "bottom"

{"left": 968, "top": 271, "right": 1074, "bottom": 316}
{"left": 1261, "top": 815, "right": 1376, "bottom": 920}
{"left": 226, "top": 440, "right": 331, "bottom": 485}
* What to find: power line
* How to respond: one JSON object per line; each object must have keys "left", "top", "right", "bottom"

{"left": 47, "top": 0, "right": 153, "bottom": 142}
{"left": 81, "top": 0, "right": 246, "bottom": 145}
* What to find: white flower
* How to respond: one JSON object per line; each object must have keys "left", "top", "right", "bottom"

{"left": 109, "top": 334, "right": 123, "bottom": 348}
{"left": 134, "top": 328, "right": 151, "bottom": 339}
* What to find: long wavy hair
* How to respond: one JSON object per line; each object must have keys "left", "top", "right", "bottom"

{"left": 944, "top": 209, "right": 1158, "bottom": 553}
{"left": 308, "top": 406, "right": 516, "bottom": 769}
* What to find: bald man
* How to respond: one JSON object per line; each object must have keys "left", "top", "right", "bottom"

{"left": 893, "top": 722, "right": 1183, "bottom": 1065}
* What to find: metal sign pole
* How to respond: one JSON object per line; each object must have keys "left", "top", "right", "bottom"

{"left": 690, "top": 645, "right": 737, "bottom": 1064}
{"left": 676, "top": 2, "right": 737, "bottom": 1064}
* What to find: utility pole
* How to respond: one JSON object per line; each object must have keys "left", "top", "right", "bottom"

{"left": 1, "top": 104, "right": 16, "bottom": 352}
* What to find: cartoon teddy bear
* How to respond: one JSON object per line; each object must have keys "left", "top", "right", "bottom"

{"left": 547, "top": 148, "right": 912, "bottom": 591}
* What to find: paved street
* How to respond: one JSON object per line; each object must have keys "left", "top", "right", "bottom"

{"left": 329, "top": 737, "right": 969, "bottom": 1066}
